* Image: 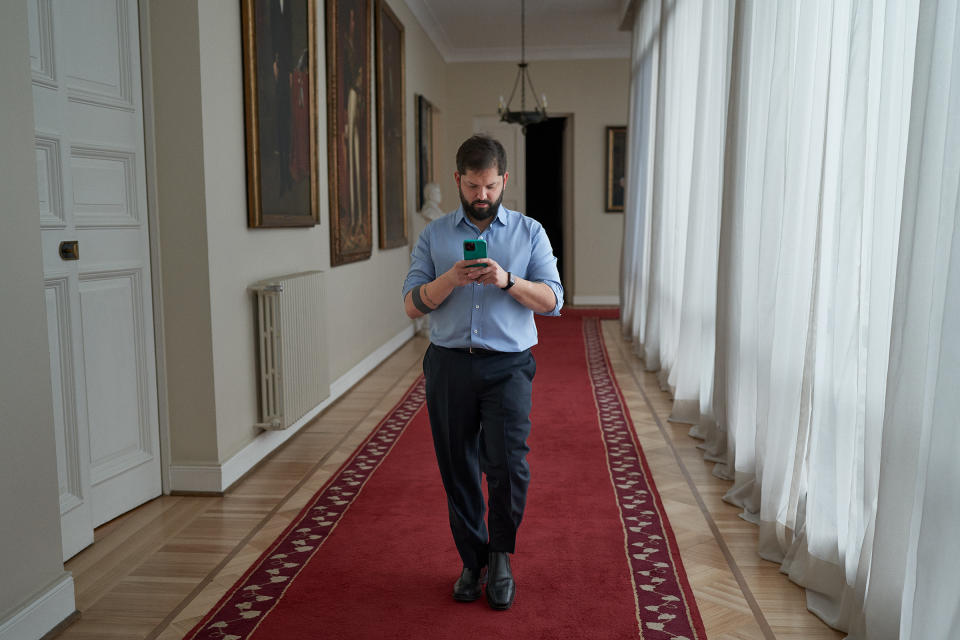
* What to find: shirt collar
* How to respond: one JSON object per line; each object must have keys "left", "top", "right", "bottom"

{"left": 455, "top": 205, "right": 509, "bottom": 232}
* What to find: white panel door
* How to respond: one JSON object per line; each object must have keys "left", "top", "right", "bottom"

{"left": 30, "top": 0, "right": 162, "bottom": 560}
{"left": 472, "top": 116, "right": 525, "bottom": 213}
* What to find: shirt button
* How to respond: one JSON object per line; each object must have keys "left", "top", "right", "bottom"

{"left": 475, "top": 305, "right": 480, "bottom": 309}
{"left": 473, "top": 329, "right": 478, "bottom": 334}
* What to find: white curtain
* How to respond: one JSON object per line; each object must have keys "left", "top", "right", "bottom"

{"left": 620, "top": 0, "right": 960, "bottom": 636}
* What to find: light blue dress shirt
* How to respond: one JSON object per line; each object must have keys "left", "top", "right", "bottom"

{"left": 402, "top": 205, "right": 564, "bottom": 352}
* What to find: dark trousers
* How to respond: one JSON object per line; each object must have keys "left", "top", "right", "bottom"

{"left": 423, "top": 344, "right": 536, "bottom": 570}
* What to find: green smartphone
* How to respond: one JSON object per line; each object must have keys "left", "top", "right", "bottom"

{"left": 463, "top": 239, "right": 487, "bottom": 267}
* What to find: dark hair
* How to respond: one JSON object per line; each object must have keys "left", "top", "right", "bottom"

{"left": 456, "top": 134, "right": 507, "bottom": 175}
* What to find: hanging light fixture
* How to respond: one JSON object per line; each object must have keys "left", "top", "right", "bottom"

{"left": 497, "top": 0, "right": 547, "bottom": 130}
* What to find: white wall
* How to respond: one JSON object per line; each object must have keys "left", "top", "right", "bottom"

{"left": 147, "top": 0, "right": 449, "bottom": 471}
{"left": 0, "top": 2, "right": 75, "bottom": 633}
{"left": 443, "top": 58, "right": 630, "bottom": 303}
{"left": 196, "top": 0, "right": 446, "bottom": 462}
{"left": 391, "top": 0, "right": 448, "bottom": 262}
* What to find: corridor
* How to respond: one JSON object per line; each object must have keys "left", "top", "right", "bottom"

{"left": 58, "top": 319, "right": 841, "bottom": 639}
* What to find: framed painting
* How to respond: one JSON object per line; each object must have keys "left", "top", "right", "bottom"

{"left": 605, "top": 125, "right": 626, "bottom": 213}
{"left": 375, "top": 0, "right": 407, "bottom": 249}
{"left": 326, "top": 0, "right": 372, "bottom": 265}
{"left": 241, "top": 0, "right": 318, "bottom": 228}
{"left": 415, "top": 94, "right": 439, "bottom": 210}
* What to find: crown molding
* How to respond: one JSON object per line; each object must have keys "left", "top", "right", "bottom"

{"left": 404, "top": 0, "right": 629, "bottom": 63}
{"left": 403, "top": 0, "right": 455, "bottom": 61}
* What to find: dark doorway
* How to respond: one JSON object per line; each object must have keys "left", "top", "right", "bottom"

{"left": 524, "top": 117, "right": 566, "bottom": 284}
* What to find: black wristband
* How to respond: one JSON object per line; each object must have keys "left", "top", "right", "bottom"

{"left": 411, "top": 284, "right": 433, "bottom": 314}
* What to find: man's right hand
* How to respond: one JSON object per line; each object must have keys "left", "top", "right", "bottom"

{"left": 443, "top": 260, "right": 487, "bottom": 287}
{"left": 405, "top": 260, "right": 489, "bottom": 319}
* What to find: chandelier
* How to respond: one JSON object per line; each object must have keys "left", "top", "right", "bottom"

{"left": 497, "top": 0, "right": 547, "bottom": 130}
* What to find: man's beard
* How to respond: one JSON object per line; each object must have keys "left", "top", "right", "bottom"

{"left": 460, "top": 187, "right": 503, "bottom": 221}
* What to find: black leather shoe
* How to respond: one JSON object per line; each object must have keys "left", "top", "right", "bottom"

{"left": 452, "top": 566, "right": 487, "bottom": 602}
{"left": 486, "top": 552, "right": 516, "bottom": 610}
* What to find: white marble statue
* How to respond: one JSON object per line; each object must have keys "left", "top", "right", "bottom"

{"left": 418, "top": 182, "right": 444, "bottom": 221}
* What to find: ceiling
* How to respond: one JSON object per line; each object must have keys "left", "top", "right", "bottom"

{"left": 402, "top": 0, "right": 632, "bottom": 63}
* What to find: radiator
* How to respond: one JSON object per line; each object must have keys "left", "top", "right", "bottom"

{"left": 250, "top": 271, "right": 329, "bottom": 430}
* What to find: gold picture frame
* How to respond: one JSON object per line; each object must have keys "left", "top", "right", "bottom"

{"left": 241, "top": 0, "right": 319, "bottom": 228}
{"left": 605, "top": 125, "right": 626, "bottom": 213}
{"left": 415, "top": 94, "right": 439, "bottom": 210}
{"left": 375, "top": 0, "right": 407, "bottom": 249}
{"left": 326, "top": 0, "right": 373, "bottom": 265}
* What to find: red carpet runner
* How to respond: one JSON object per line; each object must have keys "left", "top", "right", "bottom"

{"left": 187, "top": 311, "right": 705, "bottom": 639}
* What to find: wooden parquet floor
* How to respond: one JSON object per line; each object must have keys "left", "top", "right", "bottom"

{"left": 53, "top": 321, "right": 845, "bottom": 639}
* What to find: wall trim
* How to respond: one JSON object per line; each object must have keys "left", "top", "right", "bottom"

{"left": 572, "top": 295, "right": 620, "bottom": 306}
{"left": 0, "top": 573, "right": 75, "bottom": 640}
{"left": 167, "top": 464, "right": 222, "bottom": 493}
{"left": 137, "top": 0, "right": 174, "bottom": 497}
{"left": 167, "top": 324, "right": 416, "bottom": 493}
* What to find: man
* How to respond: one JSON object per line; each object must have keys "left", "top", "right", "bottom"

{"left": 402, "top": 134, "right": 563, "bottom": 610}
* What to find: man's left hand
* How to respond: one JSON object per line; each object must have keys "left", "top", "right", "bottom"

{"left": 469, "top": 258, "right": 510, "bottom": 289}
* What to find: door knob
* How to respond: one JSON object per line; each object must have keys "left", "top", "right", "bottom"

{"left": 59, "top": 240, "right": 79, "bottom": 261}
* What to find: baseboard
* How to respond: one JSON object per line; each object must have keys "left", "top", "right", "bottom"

{"left": 168, "top": 465, "right": 223, "bottom": 494}
{"left": 572, "top": 295, "right": 620, "bottom": 306}
{"left": 168, "top": 324, "right": 416, "bottom": 493}
{"left": 0, "top": 573, "right": 75, "bottom": 640}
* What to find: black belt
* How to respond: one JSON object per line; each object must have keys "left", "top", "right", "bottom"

{"left": 434, "top": 344, "right": 505, "bottom": 356}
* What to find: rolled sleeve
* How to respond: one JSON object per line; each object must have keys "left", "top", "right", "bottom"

{"left": 402, "top": 227, "right": 436, "bottom": 300}
{"left": 525, "top": 224, "right": 564, "bottom": 316}
{"left": 539, "top": 280, "right": 564, "bottom": 316}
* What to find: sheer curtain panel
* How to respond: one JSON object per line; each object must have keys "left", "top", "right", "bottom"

{"left": 620, "top": 0, "right": 959, "bottom": 636}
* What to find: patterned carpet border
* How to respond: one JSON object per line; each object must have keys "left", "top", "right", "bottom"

{"left": 185, "top": 378, "right": 427, "bottom": 640}
{"left": 582, "top": 317, "right": 707, "bottom": 639}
